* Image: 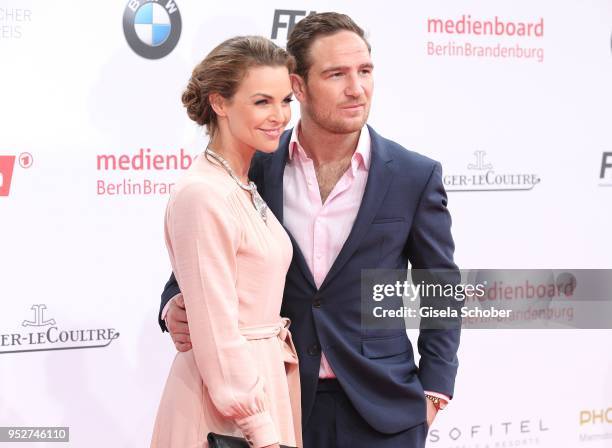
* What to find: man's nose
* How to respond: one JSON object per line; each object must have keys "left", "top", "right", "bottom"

{"left": 344, "top": 73, "right": 364, "bottom": 97}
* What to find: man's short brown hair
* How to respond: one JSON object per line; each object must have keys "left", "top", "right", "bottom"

{"left": 286, "top": 12, "right": 371, "bottom": 80}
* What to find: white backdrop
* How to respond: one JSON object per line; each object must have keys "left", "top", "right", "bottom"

{"left": 1, "top": 1, "right": 611, "bottom": 447}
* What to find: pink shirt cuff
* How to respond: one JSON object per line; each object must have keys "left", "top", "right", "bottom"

{"left": 161, "top": 293, "right": 182, "bottom": 327}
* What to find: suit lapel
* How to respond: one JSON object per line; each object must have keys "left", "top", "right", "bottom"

{"left": 264, "top": 130, "right": 317, "bottom": 290}
{"left": 263, "top": 132, "right": 289, "bottom": 223}
{"left": 319, "top": 126, "right": 394, "bottom": 291}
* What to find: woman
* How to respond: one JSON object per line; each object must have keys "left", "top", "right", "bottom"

{"left": 151, "top": 36, "right": 300, "bottom": 448}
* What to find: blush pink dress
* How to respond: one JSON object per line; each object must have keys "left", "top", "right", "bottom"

{"left": 151, "top": 154, "right": 301, "bottom": 448}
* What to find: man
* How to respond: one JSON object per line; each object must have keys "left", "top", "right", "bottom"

{"left": 159, "top": 12, "right": 460, "bottom": 448}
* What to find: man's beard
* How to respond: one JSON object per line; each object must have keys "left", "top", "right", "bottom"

{"left": 306, "top": 97, "right": 370, "bottom": 135}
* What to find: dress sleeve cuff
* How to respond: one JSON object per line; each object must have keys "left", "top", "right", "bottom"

{"left": 236, "top": 411, "right": 278, "bottom": 448}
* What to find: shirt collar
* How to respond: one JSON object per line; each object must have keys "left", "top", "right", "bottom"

{"left": 288, "top": 121, "right": 371, "bottom": 174}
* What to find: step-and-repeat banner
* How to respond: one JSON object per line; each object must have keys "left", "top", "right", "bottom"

{"left": 1, "top": 1, "right": 611, "bottom": 447}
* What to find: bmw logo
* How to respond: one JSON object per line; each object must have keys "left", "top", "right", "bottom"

{"left": 123, "top": 0, "right": 182, "bottom": 59}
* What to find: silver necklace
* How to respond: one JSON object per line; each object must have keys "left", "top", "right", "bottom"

{"left": 204, "top": 147, "right": 268, "bottom": 224}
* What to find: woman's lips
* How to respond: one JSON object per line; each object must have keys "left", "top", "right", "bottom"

{"left": 259, "top": 128, "right": 282, "bottom": 138}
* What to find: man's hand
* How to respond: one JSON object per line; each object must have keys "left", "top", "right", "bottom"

{"left": 426, "top": 398, "right": 438, "bottom": 429}
{"left": 166, "top": 294, "right": 192, "bottom": 352}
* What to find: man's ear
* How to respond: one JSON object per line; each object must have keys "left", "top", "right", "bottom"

{"left": 209, "top": 93, "right": 227, "bottom": 118}
{"left": 290, "top": 73, "right": 307, "bottom": 102}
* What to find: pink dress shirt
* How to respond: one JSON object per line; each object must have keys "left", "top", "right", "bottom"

{"left": 283, "top": 124, "right": 370, "bottom": 379}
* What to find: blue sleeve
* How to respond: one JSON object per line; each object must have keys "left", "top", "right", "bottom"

{"left": 405, "top": 162, "right": 461, "bottom": 398}
{"left": 158, "top": 272, "right": 181, "bottom": 332}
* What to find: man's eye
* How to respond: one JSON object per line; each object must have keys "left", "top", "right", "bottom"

{"left": 331, "top": 72, "right": 343, "bottom": 78}
{"left": 360, "top": 69, "right": 372, "bottom": 75}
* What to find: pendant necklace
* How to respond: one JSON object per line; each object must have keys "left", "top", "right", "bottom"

{"left": 204, "top": 147, "right": 268, "bottom": 224}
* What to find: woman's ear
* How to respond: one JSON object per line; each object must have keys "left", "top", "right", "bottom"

{"left": 209, "top": 93, "right": 227, "bottom": 118}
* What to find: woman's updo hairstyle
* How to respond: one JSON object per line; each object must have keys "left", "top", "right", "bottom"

{"left": 182, "top": 36, "right": 295, "bottom": 137}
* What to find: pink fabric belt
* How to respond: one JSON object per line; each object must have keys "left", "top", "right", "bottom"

{"left": 239, "top": 318, "right": 302, "bottom": 448}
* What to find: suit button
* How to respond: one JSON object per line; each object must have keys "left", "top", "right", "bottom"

{"left": 313, "top": 298, "right": 322, "bottom": 308}
{"left": 307, "top": 344, "right": 321, "bottom": 356}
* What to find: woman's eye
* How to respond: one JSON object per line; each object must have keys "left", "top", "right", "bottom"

{"left": 283, "top": 97, "right": 293, "bottom": 104}
{"left": 255, "top": 99, "right": 268, "bottom": 105}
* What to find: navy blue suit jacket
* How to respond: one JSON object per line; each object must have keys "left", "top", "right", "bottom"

{"left": 159, "top": 126, "right": 460, "bottom": 433}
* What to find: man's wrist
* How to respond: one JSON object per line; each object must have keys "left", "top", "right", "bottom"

{"left": 162, "top": 294, "right": 181, "bottom": 320}
{"left": 425, "top": 393, "right": 447, "bottom": 411}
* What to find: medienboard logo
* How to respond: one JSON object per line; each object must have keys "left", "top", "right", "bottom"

{"left": 123, "top": 0, "right": 182, "bottom": 60}
{"left": 95, "top": 148, "right": 197, "bottom": 196}
{"left": 444, "top": 151, "right": 541, "bottom": 192}
{"left": 426, "top": 14, "right": 545, "bottom": 63}
{"left": 0, "top": 305, "right": 120, "bottom": 354}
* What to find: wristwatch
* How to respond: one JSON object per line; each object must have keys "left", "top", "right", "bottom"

{"left": 425, "top": 394, "right": 447, "bottom": 411}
